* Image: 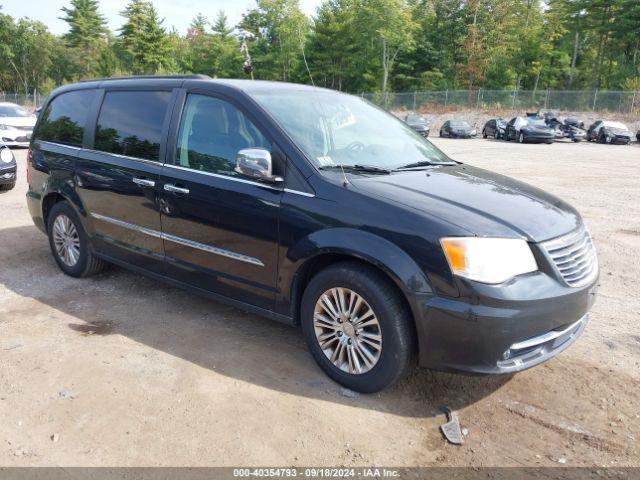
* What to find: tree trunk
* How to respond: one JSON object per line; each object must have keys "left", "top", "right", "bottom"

{"left": 381, "top": 38, "right": 388, "bottom": 93}
{"left": 569, "top": 30, "right": 580, "bottom": 87}
{"left": 516, "top": 0, "right": 533, "bottom": 91}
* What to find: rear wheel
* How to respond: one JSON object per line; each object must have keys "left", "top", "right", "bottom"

{"left": 482, "top": 129, "right": 487, "bottom": 138}
{"left": 301, "top": 262, "right": 415, "bottom": 393}
{"left": 47, "top": 201, "right": 107, "bottom": 277}
{"left": 0, "top": 182, "right": 15, "bottom": 191}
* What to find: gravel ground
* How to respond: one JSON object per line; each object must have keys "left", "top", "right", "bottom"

{"left": 0, "top": 140, "right": 639, "bottom": 467}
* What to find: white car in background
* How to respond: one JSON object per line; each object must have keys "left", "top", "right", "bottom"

{"left": 0, "top": 102, "right": 37, "bottom": 147}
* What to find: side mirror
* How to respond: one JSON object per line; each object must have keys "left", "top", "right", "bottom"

{"left": 235, "top": 148, "right": 283, "bottom": 184}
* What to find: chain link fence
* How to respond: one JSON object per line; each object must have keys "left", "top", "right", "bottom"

{"left": 362, "top": 90, "right": 640, "bottom": 114}
{"left": 3, "top": 89, "right": 639, "bottom": 115}
{"left": 0, "top": 92, "right": 44, "bottom": 108}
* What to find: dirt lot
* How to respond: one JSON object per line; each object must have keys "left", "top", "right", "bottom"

{"left": 1, "top": 139, "right": 639, "bottom": 468}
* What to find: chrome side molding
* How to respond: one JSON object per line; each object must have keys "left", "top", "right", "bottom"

{"left": 91, "top": 213, "right": 264, "bottom": 267}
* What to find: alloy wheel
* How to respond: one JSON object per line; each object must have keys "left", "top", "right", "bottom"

{"left": 313, "top": 287, "right": 382, "bottom": 375}
{"left": 52, "top": 214, "right": 81, "bottom": 267}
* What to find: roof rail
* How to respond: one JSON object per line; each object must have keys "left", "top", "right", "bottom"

{"left": 78, "top": 74, "right": 211, "bottom": 83}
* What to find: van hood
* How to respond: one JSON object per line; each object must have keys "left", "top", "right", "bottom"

{"left": 350, "top": 164, "right": 581, "bottom": 242}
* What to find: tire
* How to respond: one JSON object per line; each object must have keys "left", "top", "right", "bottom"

{"left": 518, "top": 132, "right": 525, "bottom": 143}
{"left": 0, "top": 182, "right": 15, "bottom": 191}
{"left": 439, "top": 130, "right": 444, "bottom": 137}
{"left": 495, "top": 130, "right": 501, "bottom": 140}
{"left": 598, "top": 132, "right": 606, "bottom": 144}
{"left": 300, "top": 262, "right": 415, "bottom": 393}
{"left": 482, "top": 129, "right": 487, "bottom": 139}
{"left": 47, "top": 201, "right": 107, "bottom": 277}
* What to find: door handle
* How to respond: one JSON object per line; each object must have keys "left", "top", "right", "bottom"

{"left": 164, "top": 184, "right": 190, "bottom": 195}
{"left": 133, "top": 178, "right": 155, "bottom": 188}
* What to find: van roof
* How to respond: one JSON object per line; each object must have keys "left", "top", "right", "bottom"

{"left": 60, "top": 75, "right": 335, "bottom": 96}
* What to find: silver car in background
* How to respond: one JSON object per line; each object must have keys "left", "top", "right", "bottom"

{"left": 0, "top": 102, "right": 37, "bottom": 147}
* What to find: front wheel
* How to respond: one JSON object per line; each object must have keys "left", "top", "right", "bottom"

{"left": 301, "top": 262, "right": 415, "bottom": 393}
{"left": 47, "top": 201, "right": 107, "bottom": 277}
{"left": 518, "top": 132, "right": 525, "bottom": 143}
{"left": 482, "top": 129, "right": 487, "bottom": 138}
{"left": 0, "top": 182, "right": 15, "bottom": 191}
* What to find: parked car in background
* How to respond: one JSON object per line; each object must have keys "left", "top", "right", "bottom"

{"left": 0, "top": 145, "right": 17, "bottom": 191}
{"left": 404, "top": 114, "right": 430, "bottom": 137}
{"left": 586, "top": 120, "right": 632, "bottom": 144}
{"left": 27, "top": 76, "right": 598, "bottom": 392}
{"left": 439, "top": 120, "right": 476, "bottom": 138}
{"left": 636, "top": 129, "right": 640, "bottom": 143}
{"left": 0, "top": 102, "right": 37, "bottom": 147}
{"left": 482, "top": 118, "right": 507, "bottom": 139}
{"left": 543, "top": 113, "right": 586, "bottom": 142}
{"left": 505, "top": 116, "right": 555, "bottom": 144}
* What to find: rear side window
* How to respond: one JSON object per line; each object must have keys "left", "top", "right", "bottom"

{"left": 94, "top": 91, "right": 171, "bottom": 161}
{"left": 36, "top": 90, "right": 97, "bottom": 147}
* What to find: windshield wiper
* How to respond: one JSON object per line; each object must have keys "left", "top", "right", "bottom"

{"left": 394, "top": 160, "right": 456, "bottom": 171}
{"left": 319, "top": 164, "right": 392, "bottom": 174}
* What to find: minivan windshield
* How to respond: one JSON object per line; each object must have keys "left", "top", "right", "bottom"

{"left": 251, "top": 89, "right": 453, "bottom": 170}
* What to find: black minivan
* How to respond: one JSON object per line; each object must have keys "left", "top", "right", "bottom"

{"left": 27, "top": 75, "right": 598, "bottom": 392}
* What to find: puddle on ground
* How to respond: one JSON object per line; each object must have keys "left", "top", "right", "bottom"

{"left": 68, "top": 321, "right": 115, "bottom": 336}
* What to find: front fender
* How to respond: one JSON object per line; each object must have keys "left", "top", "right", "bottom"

{"left": 291, "top": 228, "right": 432, "bottom": 293}
{"left": 278, "top": 227, "right": 434, "bottom": 324}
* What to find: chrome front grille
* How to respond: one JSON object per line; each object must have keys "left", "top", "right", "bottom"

{"left": 542, "top": 227, "right": 598, "bottom": 287}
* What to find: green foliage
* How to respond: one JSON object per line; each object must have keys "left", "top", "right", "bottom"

{"left": 0, "top": 0, "right": 639, "bottom": 97}
{"left": 119, "top": 0, "right": 171, "bottom": 74}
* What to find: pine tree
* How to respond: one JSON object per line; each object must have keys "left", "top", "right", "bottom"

{"left": 59, "top": 0, "right": 108, "bottom": 77}
{"left": 119, "top": 0, "right": 170, "bottom": 74}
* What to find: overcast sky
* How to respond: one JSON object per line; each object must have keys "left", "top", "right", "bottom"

{"left": 1, "top": 0, "right": 324, "bottom": 35}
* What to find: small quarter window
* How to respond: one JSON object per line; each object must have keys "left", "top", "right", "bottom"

{"left": 94, "top": 91, "right": 171, "bottom": 161}
{"left": 36, "top": 90, "right": 97, "bottom": 147}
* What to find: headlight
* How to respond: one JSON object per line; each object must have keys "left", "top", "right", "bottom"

{"left": 440, "top": 237, "right": 538, "bottom": 284}
{"left": 0, "top": 147, "right": 15, "bottom": 164}
{"left": 471, "top": 130, "right": 477, "bottom": 136}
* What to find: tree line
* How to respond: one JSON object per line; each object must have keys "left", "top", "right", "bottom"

{"left": 1, "top": 0, "right": 639, "bottom": 98}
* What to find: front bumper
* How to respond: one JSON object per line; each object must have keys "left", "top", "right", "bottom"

{"left": 1, "top": 129, "right": 32, "bottom": 146}
{"left": 450, "top": 132, "right": 473, "bottom": 139}
{"left": 415, "top": 270, "right": 597, "bottom": 374}
{"left": 524, "top": 133, "right": 555, "bottom": 143}
{"left": 605, "top": 135, "right": 630, "bottom": 145}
